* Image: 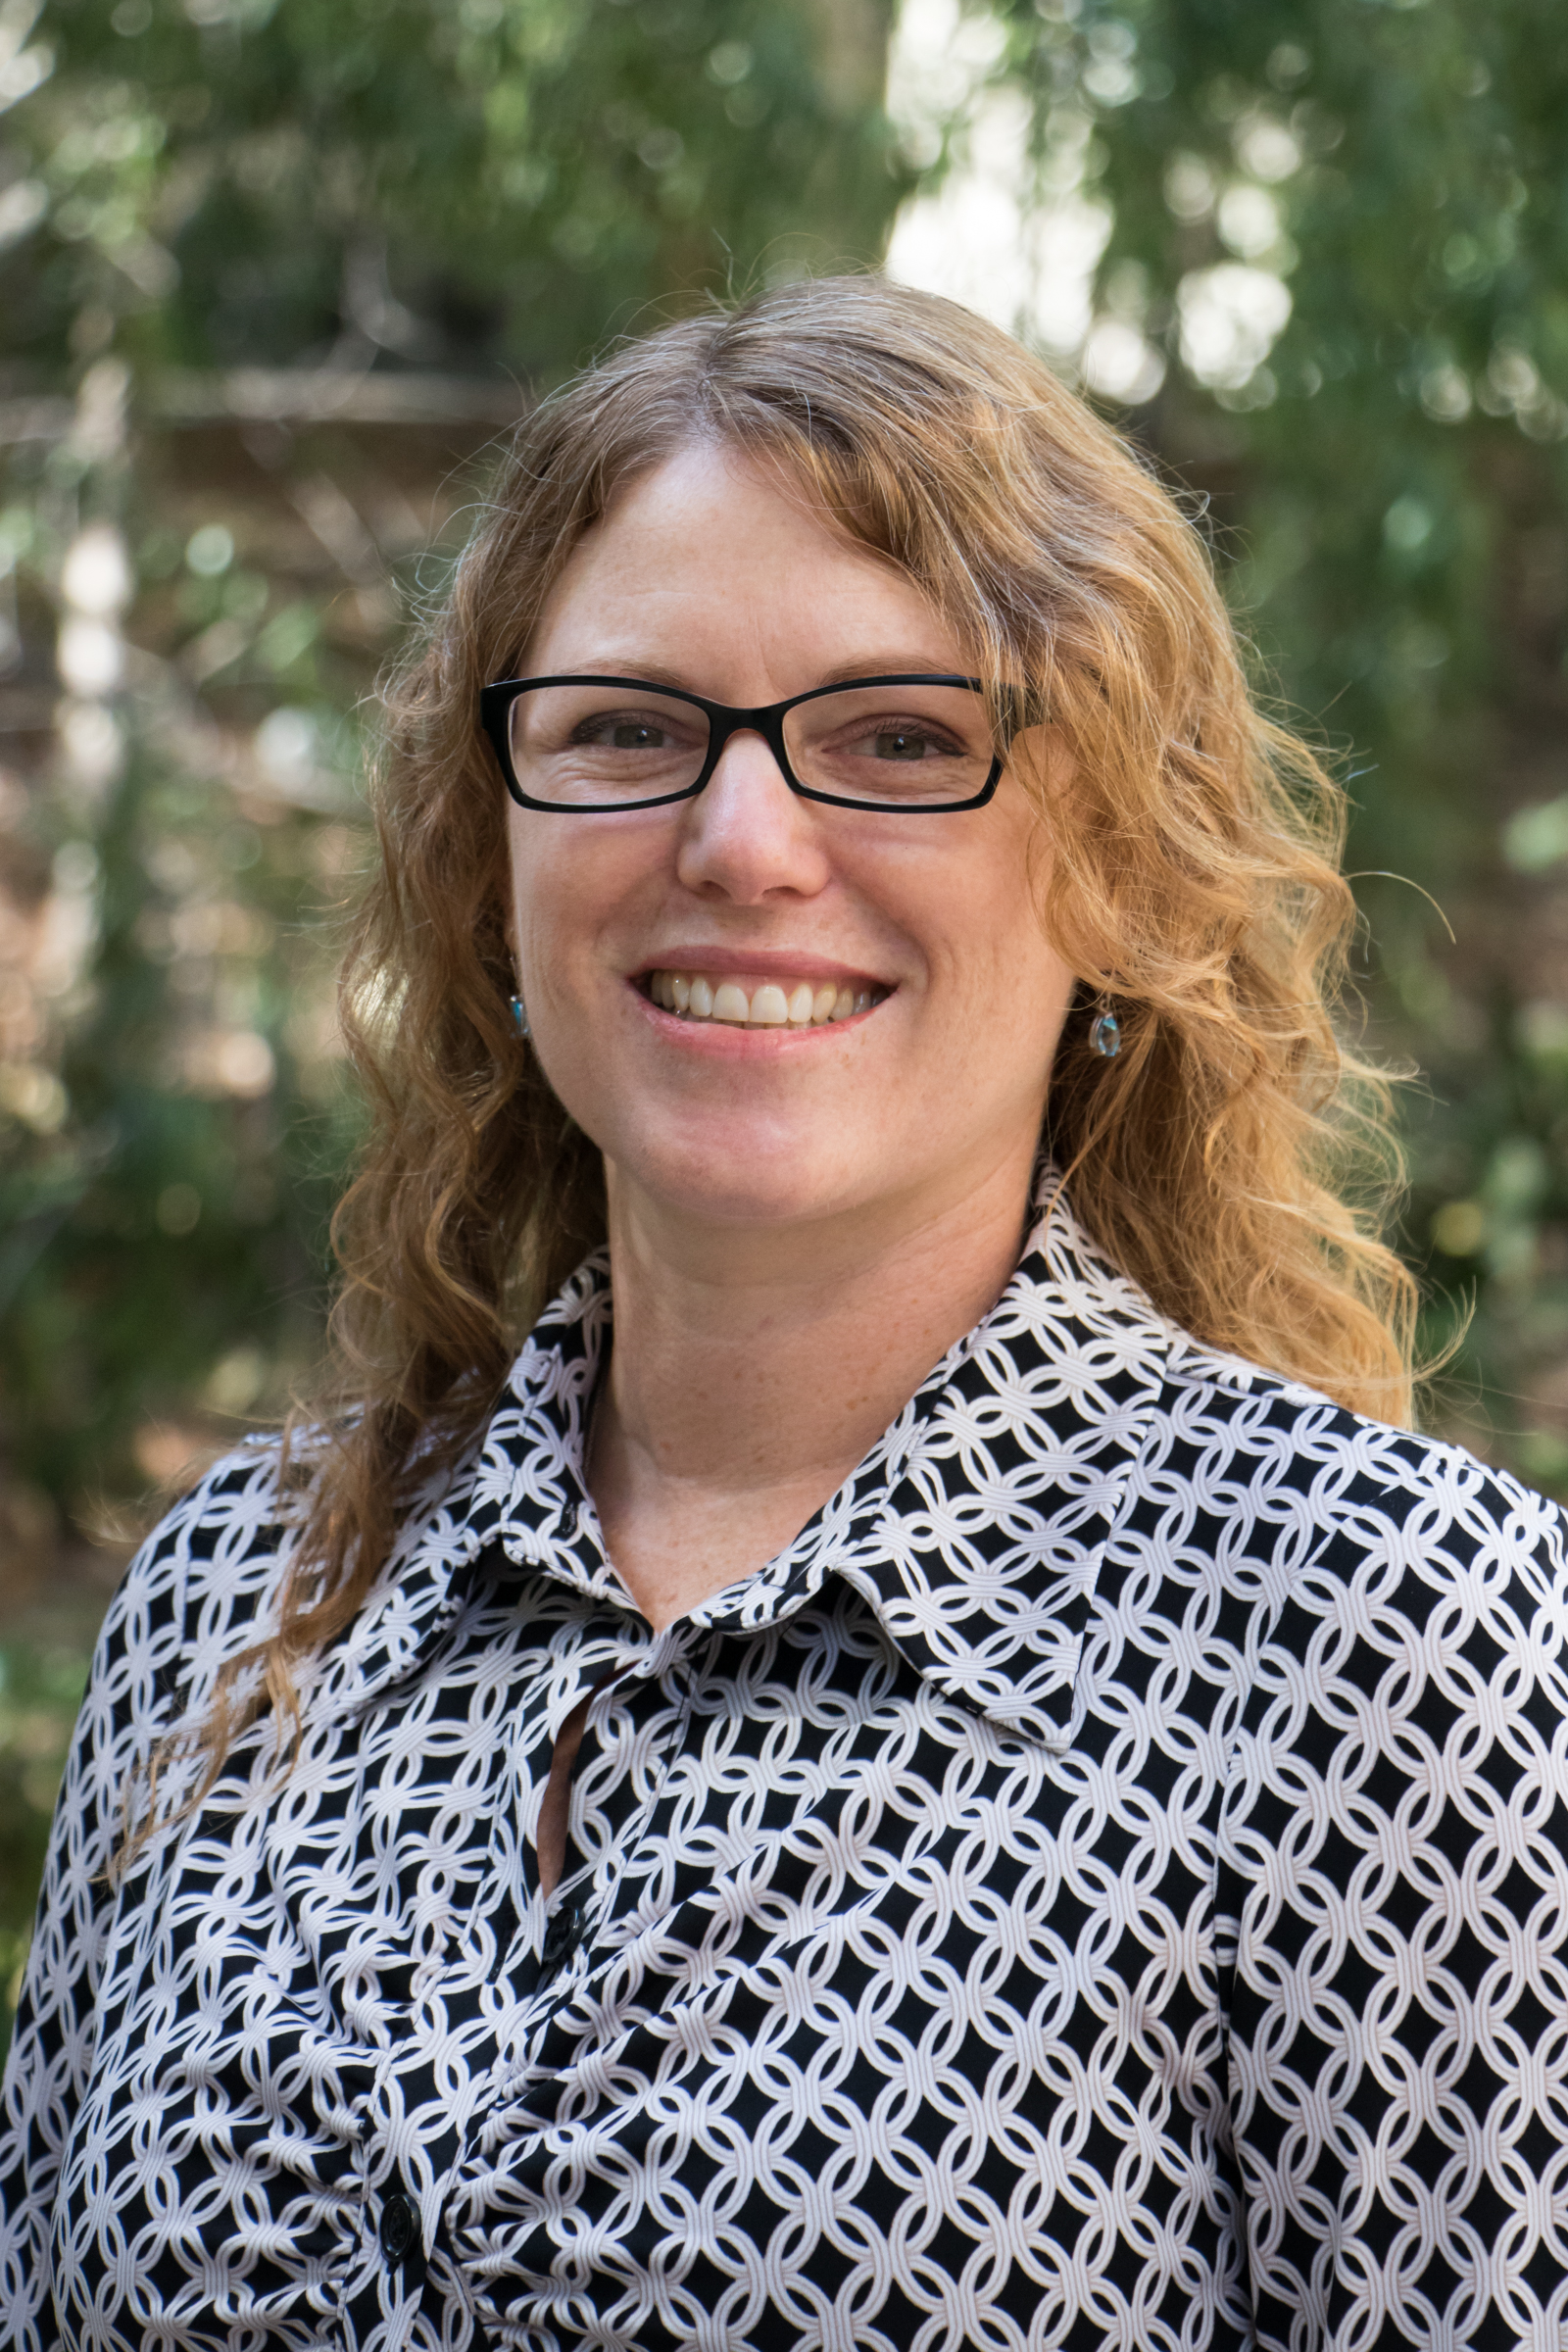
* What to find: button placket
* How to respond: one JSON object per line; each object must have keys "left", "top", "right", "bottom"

{"left": 527, "top": 1624, "right": 698, "bottom": 1991}
{"left": 441, "top": 1608, "right": 641, "bottom": 1992}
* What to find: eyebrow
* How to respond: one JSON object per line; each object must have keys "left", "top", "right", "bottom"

{"left": 812, "top": 656, "right": 973, "bottom": 687}
{"left": 530, "top": 655, "right": 971, "bottom": 694}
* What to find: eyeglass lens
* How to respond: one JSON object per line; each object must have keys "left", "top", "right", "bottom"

{"left": 505, "top": 680, "right": 995, "bottom": 808}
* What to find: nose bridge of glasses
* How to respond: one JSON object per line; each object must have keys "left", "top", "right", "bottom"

{"left": 702, "top": 702, "right": 799, "bottom": 798}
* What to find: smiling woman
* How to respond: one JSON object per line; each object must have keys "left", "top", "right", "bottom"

{"left": 4, "top": 278, "right": 1568, "bottom": 2352}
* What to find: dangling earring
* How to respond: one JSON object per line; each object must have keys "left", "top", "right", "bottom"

{"left": 510, "top": 993, "right": 530, "bottom": 1040}
{"left": 1090, "top": 1003, "right": 1121, "bottom": 1059}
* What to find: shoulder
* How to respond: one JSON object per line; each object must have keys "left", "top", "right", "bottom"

{"left": 1017, "top": 1195, "right": 1565, "bottom": 1623}
{"left": 91, "top": 1432, "right": 303, "bottom": 1732}
{"left": 1149, "top": 1327, "right": 1565, "bottom": 1584}
{"left": 1133, "top": 1334, "right": 1568, "bottom": 1768}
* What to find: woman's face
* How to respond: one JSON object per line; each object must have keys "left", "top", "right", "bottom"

{"left": 506, "top": 443, "right": 1077, "bottom": 1243}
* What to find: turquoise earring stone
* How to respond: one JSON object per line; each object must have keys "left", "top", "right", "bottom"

{"left": 1091, "top": 1009, "right": 1121, "bottom": 1059}
{"left": 510, "top": 995, "right": 529, "bottom": 1039}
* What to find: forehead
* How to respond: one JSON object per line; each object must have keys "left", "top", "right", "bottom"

{"left": 524, "top": 442, "right": 957, "bottom": 677}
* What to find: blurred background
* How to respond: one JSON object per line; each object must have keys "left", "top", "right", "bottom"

{"left": 1, "top": 0, "right": 1565, "bottom": 2034}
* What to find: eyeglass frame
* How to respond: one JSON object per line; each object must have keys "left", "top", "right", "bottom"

{"left": 477, "top": 671, "right": 1007, "bottom": 814}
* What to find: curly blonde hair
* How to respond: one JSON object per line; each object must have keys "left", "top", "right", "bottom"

{"left": 151, "top": 273, "right": 1417, "bottom": 1819}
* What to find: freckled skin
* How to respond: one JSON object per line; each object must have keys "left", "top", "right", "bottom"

{"left": 506, "top": 445, "right": 1078, "bottom": 1630}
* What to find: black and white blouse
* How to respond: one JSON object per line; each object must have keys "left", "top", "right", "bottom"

{"left": 4, "top": 1183, "right": 1568, "bottom": 2352}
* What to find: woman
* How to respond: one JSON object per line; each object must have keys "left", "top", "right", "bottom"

{"left": 3, "top": 277, "right": 1565, "bottom": 2352}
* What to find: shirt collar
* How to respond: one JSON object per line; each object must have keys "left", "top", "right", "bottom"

{"left": 320, "top": 1173, "right": 1177, "bottom": 1750}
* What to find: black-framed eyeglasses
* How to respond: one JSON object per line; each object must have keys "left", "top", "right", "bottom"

{"left": 478, "top": 672, "right": 1006, "bottom": 813}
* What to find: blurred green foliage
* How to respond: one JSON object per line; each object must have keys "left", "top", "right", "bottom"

{"left": 0, "top": 0, "right": 1566, "bottom": 2043}
{"left": 995, "top": 0, "right": 1568, "bottom": 859}
{"left": 0, "top": 1635, "right": 86, "bottom": 1919}
{"left": 12, "top": 0, "right": 902, "bottom": 376}
{"left": 0, "top": 1631, "right": 90, "bottom": 2056}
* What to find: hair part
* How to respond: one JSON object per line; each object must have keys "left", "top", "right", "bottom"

{"left": 117, "top": 273, "right": 1416, "bottom": 1865}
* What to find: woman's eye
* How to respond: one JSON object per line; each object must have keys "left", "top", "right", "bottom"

{"left": 579, "top": 716, "right": 671, "bottom": 750}
{"left": 858, "top": 725, "right": 954, "bottom": 762}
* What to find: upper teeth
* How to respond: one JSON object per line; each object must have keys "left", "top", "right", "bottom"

{"left": 647, "top": 971, "right": 879, "bottom": 1026}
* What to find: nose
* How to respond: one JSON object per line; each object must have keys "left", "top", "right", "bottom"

{"left": 672, "top": 728, "right": 833, "bottom": 905}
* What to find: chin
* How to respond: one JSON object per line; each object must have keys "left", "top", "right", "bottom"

{"left": 613, "top": 1117, "right": 886, "bottom": 1233}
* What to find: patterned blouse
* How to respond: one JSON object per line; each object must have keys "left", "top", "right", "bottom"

{"left": 4, "top": 1186, "right": 1568, "bottom": 2352}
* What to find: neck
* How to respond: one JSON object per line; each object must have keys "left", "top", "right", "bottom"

{"left": 586, "top": 1146, "right": 1040, "bottom": 1630}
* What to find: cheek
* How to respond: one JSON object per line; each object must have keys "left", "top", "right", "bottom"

{"left": 918, "top": 817, "right": 1066, "bottom": 1004}
{"left": 506, "top": 816, "right": 636, "bottom": 966}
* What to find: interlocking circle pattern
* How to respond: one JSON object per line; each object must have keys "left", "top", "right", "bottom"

{"left": 4, "top": 1183, "right": 1567, "bottom": 2351}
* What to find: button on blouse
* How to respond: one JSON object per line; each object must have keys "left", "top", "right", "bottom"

{"left": 3, "top": 1184, "right": 1567, "bottom": 2352}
